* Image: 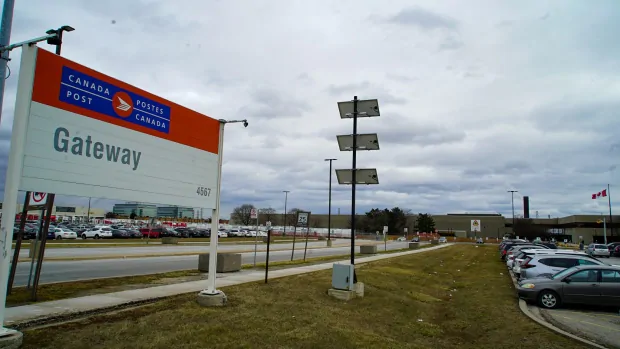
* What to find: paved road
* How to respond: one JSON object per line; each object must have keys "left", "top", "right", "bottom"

{"left": 537, "top": 307, "right": 620, "bottom": 349}
{"left": 13, "top": 241, "right": 412, "bottom": 286}
{"left": 15, "top": 240, "right": 353, "bottom": 258}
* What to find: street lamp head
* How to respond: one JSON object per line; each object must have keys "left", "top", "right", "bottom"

{"left": 243, "top": 120, "right": 248, "bottom": 128}
{"left": 61, "top": 25, "right": 75, "bottom": 32}
{"left": 324, "top": 158, "right": 337, "bottom": 161}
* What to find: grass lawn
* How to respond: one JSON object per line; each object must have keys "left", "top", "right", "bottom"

{"left": 7, "top": 248, "right": 414, "bottom": 307}
{"left": 21, "top": 245, "right": 586, "bottom": 349}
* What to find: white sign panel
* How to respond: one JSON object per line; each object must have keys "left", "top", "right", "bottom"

{"left": 30, "top": 192, "right": 47, "bottom": 204}
{"left": 250, "top": 208, "right": 257, "bottom": 219}
{"left": 297, "top": 212, "right": 309, "bottom": 226}
{"left": 471, "top": 220, "right": 481, "bottom": 232}
{"left": 383, "top": 226, "right": 388, "bottom": 233}
{"left": 15, "top": 46, "right": 221, "bottom": 209}
{"left": 266, "top": 221, "right": 271, "bottom": 227}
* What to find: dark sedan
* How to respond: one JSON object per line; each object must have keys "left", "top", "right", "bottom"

{"left": 517, "top": 265, "right": 620, "bottom": 309}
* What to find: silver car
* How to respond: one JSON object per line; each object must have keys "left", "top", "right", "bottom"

{"left": 587, "top": 243, "right": 611, "bottom": 258}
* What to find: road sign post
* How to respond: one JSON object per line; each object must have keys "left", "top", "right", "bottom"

{"left": 303, "top": 212, "right": 312, "bottom": 261}
{"left": 291, "top": 211, "right": 309, "bottom": 261}
{"left": 251, "top": 208, "right": 259, "bottom": 266}
{"left": 265, "top": 221, "right": 272, "bottom": 284}
{"left": 383, "top": 226, "right": 388, "bottom": 251}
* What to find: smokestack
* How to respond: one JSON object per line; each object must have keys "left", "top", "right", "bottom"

{"left": 523, "top": 196, "right": 530, "bottom": 218}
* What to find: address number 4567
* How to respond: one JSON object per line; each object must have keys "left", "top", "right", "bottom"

{"left": 196, "top": 187, "right": 212, "bottom": 197}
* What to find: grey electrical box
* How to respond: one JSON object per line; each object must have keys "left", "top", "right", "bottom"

{"left": 332, "top": 264, "right": 356, "bottom": 290}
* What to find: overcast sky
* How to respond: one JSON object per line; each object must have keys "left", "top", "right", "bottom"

{"left": 1, "top": 0, "right": 619, "bottom": 219}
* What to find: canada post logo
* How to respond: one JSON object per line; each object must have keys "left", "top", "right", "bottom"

{"left": 59, "top": 66, "right": 171, "bottom": 133}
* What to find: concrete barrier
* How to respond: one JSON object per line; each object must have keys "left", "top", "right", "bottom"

{"left": 430, "top": 239, "right": 439, "bottom": 245}
{"left": 360, "top": 245, "right": 377, "bottom": 254}
{"left": 408, "top": 242, "right": 419, "bottom": 250}
{"left": 161, "top": 237, "right": 179, "bottom": 245}
{"left": 198, "top": 253, "right": 242, "bottom": 273}
{"left": 29, "top": 241, "right": 41, "bottom": 258}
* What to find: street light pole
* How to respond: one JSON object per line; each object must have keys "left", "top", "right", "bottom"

{"left": 508, "top": 190, "right": 518, "bottom": 234}
{"left": 283, "top": 190, "right": 290, "bottom": 236}
{"left": 324, "top": 158, "right": 337, "bottom": 242}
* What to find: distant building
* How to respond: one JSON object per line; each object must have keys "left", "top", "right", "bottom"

{"left": 156, "top": 206, "right": 194, "bottom": 218}
{"left": 112, "top": 203, "right": 157, "bottom": 218}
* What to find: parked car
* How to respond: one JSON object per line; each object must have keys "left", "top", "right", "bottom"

{"left": 52, "top": 227, "right": 78, "bottom": 240}
{"left": 608, "top": 242, "right": 620, "bottom": 254}
{"left": 511, "top": 250, "right": 588, "bottom": 278}
{"left": 476, "top": 238, "right": 484, "bottom": 244}
{"left": 586, "top": 243, "right": 611, "bottom": 258}
{"left": 519, "top": 254, "right": 607, "bottom": 280}
{"left": 82, "top": 226, "right": 113, "bottom": 239}
{"left": 111, "top": 229, "right": 132, "bottom": 238}
{"left": 438, "top": 237, "right": 447, "bottom": 243}
{"left": 614, "top": 245, "right": 620, "bottom": 257}
{"left": 517, "top": 265, "right": 620, "bottom": 309}
{"left": 411, "top": 237, "right": 420, "bottom": 242}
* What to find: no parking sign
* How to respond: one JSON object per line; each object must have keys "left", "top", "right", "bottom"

{"left": 31, "top": 192, "right": 47, "bottom": 203}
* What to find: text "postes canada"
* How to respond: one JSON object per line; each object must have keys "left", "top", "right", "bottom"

{"left": 53, "top": 127, "right": 142, "bottom": 171}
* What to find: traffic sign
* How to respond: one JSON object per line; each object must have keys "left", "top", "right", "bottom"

{"left": 31, "top": 192, "right": 46, "bottom": 203}
{"left": 250, "top": 208, "right": 257, "bottom": 220}
{"left": 383, "top": 226, "right": 388, "bottom": 234}
{"left": 266, "top": 221, "right": 271, "bottom": 227}
{"left": 297, "top": 211, "right": 309, "bottom": 226}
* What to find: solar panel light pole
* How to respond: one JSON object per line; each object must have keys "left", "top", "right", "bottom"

{"left": 197, "top": 118, "right": 248, "bottom": 307}
{"left": 335, "top": 97, "right": 380, "bottom": 292}
{"left": 324, "top": 158, "right": 337, "bottom": 246}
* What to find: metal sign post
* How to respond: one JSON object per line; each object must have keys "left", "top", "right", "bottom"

{"left": 291, "top": 211, "right": 309, "bottom": 261}
{"left": 265, "top": 220, "right": 272, "bottom": 284}
{"left": 303, "top": 212, "right": 312, "bottom": 261}
{"left": 251, "top": 208, "right": 259, "bottom": 266}
{"left": 383, "top": 226, "right": 388, "bottom": 251}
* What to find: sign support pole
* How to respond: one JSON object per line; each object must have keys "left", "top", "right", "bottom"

{"left": 291, "top": 224, "right": 297, "bottom": 261}
{"left": 303, "top": 223, "right": 310, "bottom": 261}
{"left": 203, "top": 121, "right": 225, "bottom": 296}
{"left": 253, "top": 210, "right": 259, "bottom": 267}
{"left": 0, "top": 44, "right": 36, "bottom": 335}
{"left": 31, "top": 194, "right": 55, "bottom": 301}
{"left": 265, "top": 228, "right": 271, "bottom": 284}
{"left": 7, "top": 191, "right": 30, "bottom": 294}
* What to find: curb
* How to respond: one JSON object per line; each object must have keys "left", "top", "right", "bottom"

{"left": 507, "top": 269, "right": 608, "bottom": 349}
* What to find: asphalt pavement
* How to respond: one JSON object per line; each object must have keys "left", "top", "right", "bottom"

{"left": 15, "top": 240, "right": 349, "bottom": 258}
{"left": 13, "top": 241, "right": 411, "bottom": 287}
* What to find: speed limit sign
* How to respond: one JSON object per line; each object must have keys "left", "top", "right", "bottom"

{"left": 296, "top": 211, "right": 310, "bottom": 227}
{"left": 31, "top": 192, "right": 47, "bottom": 203}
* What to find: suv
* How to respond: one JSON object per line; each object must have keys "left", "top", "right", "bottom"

{"left": 82, "top": 226, "right": 113, "bottom": 239}
{"left": 519, "top": 254, "right": 606, "bottom": 279}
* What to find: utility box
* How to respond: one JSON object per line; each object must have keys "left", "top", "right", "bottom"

{"left": 332, "top": 264, "right": 356, "bottom": 290}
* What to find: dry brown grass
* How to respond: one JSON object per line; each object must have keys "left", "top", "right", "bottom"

{"left": 21, "top": 245, "right": 587, "bottom": 349}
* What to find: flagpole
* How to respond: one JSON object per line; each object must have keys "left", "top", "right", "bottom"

{"left": 608, "top": 184, "right": 613, "bottom": 236}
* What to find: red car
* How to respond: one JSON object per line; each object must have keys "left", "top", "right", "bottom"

{"left": 139, "top": 227, "right": 176, "bottom": 238}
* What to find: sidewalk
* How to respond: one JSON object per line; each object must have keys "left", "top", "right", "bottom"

{"left": 6, "top": 244, "right": 451, "bottom": 326}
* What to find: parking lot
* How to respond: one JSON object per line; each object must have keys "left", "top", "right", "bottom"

{"left": 500, "top": 239, "right": 620, "bottom": 348}
{"left": 537, "top": 307, "right": 620, "bottom": 349}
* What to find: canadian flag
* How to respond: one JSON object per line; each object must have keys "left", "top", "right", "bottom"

{"left": 592, "top": 189, "right": 607, "bottom": 199}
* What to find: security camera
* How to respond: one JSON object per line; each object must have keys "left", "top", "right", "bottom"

{"left": 243, "top": 120, "right": 248, "bottom": 128}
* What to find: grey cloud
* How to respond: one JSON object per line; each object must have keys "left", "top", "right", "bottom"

{"left": 326, "top": 81, "right": 408, "bottom": 107}
{"left": 237, "top": 88, "right": 311, "bottom": 119}
{"left": 385, "top": 7, "right": 458, "bottom": 31}
{"left": 385, "top": 74, "right": 418, "bottom": 83}
{"left": 438, "top": 36, "right": 463, "bottom": 51}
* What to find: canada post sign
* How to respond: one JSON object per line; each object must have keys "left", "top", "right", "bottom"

{"left": 59, "top": 66, "right": 171, "bottom": 133}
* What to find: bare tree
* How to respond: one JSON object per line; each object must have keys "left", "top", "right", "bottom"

{"left": 230, "top": 204, "right": 256, "bottom": 225}
{"left": 260, "top": 207, "right": 277, "bottom": 223}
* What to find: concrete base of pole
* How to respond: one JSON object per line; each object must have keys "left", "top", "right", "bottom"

{"left": 196, "top": 290, "right": 228, "bottom": 307}
{"left": 327, "top": 240, "right": 333, "bottom": 247}
{"left": 0, "top": 330, "right": 23, "bottom": 349}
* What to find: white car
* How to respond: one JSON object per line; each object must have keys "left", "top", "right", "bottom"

{"left": 81, "top": 226, "right": 113, "bottom": 239}
{"left": 586, "top": 243, "right": 611, "bottom": 258}
{"left": 519, "top": 254, "right": 606, "bottom": 279}
{"left": 53, "top": 227, "right": 77, "bottom": 240}
{"left": 438, "top": 237, "right": 447, "bottom": 243}
{"left": 512, "top": 250, "right": 586, "bottom": 276}
{"left": 217, "top": 230, "right": 228, "bottom": 238}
